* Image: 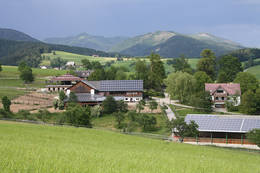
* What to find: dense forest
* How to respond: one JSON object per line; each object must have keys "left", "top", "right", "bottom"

{"left": 221, "top": 48, "right": 260, "bottom": 62}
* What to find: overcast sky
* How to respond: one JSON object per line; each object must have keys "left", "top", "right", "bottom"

{"left": 1, "top": 0, "right": 260, "bottom": 47}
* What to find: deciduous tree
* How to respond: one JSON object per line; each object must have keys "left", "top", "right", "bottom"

{"left": 165, "top": 72, "right": 196, "bottom": 104}
{"left": 149, "top": 100, "right": 158, "bottom": 113}
{"left": 2, "top": 96, "right": 11, "bottom": 112}
{"left": 217, "top": 55, "right": 242, "bottom": 82}
{"left": 50, "top": 57, "right": 67, "bottom": 69}
{"left": 19, "top": 66, "right": 34, "bottom": 83}
{"left": 197, "top": 49, "right": 216, "bottom": 80}
{"left": 234, "top": 72, "right": 259, "bottom": 94}
{"left": 102, "top": 96, "right": 117, "bottom": 114}
{"left": 194, "top": 71, "right": 213, "bottom": 92}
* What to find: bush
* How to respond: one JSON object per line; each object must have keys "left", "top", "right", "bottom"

{"left": 226, "top": 101, "right": 239, "bottom": 112}
{"left": 102, "top": 96, "right": 117, "bottom": 114}
{"left": 145, "top": 90, "right": 165, "bottom": 98}
{"left": 247, "top": 129, "right": 260, "bottom": 147}
{"left": 2, "top": 96, "right": 11, "bottom": 112}
{"left": 0, "top": 109, "right": 13, "bottom": 118}
{"left": 137, "top": 114, "right": 157, "bottom": 131}
{"left": 37, "top": 109, "right": 51, "bottom": 122}
{"left": 113, "top": 112, "right": 126, "bottom": 129}
{"left": 17, "top": 110, "right": 31, "bottom": 119}
{"left": 64, "top": 104, "right": 92, "bottom": 127}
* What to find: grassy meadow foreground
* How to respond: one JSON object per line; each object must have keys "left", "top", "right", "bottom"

{"left": 0, "top": 121, "right": 260, "bottom": 173}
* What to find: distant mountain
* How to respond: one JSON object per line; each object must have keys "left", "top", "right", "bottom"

{"left": 109, "top": 31, "right": 176, "bottom": 53}
{"left": 0, "top": 28, "right": 39, "bottom": 42}
{"left": 44, "top": 31, "right": 245, "bottom": 57}
{"left": 111, "top": 31, "right": 244, "bottom": 57}
{"left": 44, "top": 33, "right": 128, "bottom": 51}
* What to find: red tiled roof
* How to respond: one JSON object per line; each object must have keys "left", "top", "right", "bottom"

{"left": 205, "top": 83, "right": 241, "bottom": 95}
{"left": 51, "top": 74, "right": 82, "bottom": 81}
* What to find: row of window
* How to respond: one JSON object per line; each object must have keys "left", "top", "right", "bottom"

{"left": 215, "top": 97, "right": 225, "bottom": 101}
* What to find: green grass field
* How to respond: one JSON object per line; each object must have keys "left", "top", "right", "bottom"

{"left": 0, "top": 120, "right": 259, "bottom": 173}
{"left": 92, "top": 113, "right": 170, "bottom": 135}
{"left": 41, "top": 51, "right": 199, "bottom": 75}
{"left": 246, "top": 65, "right": 260, "bottom": 80}
{"left": 0, "top": 66, "right": 67, "bottom": 99}
{"left": 41, "top": 51, "right": 117, "bottom": 66}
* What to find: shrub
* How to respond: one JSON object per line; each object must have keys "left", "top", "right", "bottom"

{"left": 137, "top": 114, "right": 157, "bottom": 131}
{"left": 102, "top": 96, "right": 117, "bottom": 114}
{"left": 247, "top": 129, "right": 260, "bottom": 147}
{"left": 2, "top": 96, "right": 11, "bottom": 112}
{"left": 17, "top": 110, "right": 30, "bottom": 119}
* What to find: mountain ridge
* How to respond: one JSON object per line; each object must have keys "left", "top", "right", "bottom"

{"left": 0, "top": 28, "right": 39, "bottom": 42}
{"left": 45, "top": 31, "right": 244, "bottom": 57}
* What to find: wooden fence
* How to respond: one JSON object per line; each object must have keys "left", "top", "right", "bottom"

{"left": 183, "top": 137, "right": 255, "bottom": 145}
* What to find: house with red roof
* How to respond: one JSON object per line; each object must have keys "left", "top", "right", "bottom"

{"left": 205, "top": 83, "right": 241, "bottom": 108}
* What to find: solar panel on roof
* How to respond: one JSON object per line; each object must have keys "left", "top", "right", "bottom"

{"left": 185, "top": 114, "right": 260, "bottom": 133}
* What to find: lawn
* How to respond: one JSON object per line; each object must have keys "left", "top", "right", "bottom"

{"left": 41, "top": 51, "right": 199, "bottom": 74}
{"left": 92, "top": 113, "right": 170, "bottom": 135}
{"left": 0, "top": 120, "right": 259, "bottom": 173}
{"left": 169, "top": 105, "right": 219, "bottom": 117}
{"left": 41, "top": 51, "right": 117, "bottom": 66}
{"left": 0, "top": 65, "right": 67, "bottom": 78}
{"left": 246, "top": 65, "right": 260, "bottom": 80}
{"left": 0, "top": 66, "right": 67, "bottom": 99}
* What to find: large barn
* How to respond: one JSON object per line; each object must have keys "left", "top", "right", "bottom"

{"left": 184, "top": 114, "right": 260, "bottom": 145}
{"left": 65, "top": 80, "right": 143, "bottom": 106}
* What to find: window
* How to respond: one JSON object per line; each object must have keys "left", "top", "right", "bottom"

{"left": 217, "top": 90, "right": 223, "bottom": 93}
{"left": 216, "top": 97, "right": 219, "bottom": 100}
{"left": 222, "top": 97, "right": 225, "bottom": 100}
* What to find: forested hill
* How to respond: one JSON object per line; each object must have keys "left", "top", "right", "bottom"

{"left": 221, "top": 48, "right": 260, "bottom": 62}
{"left": 0, "top": 39, "right": 117, "bottom": 66}
{"left": 0, "top": 28, "right": 39, "bottom": 42}
{"left": 45, "top": 33, "right": 128, "bottom": 52}
{"left": 44, "top": 31, "right": 244, "bottom": 57}
{"left": 116, "top": 32, "right": 244, "bottom": 57}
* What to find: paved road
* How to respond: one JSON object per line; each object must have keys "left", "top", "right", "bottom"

{"left": 152, "top": 93, "right": 176, "bottom": 120}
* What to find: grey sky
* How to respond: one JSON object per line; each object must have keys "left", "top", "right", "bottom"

{"left": 1, "top": 0, "right": 260, "bottom": 47}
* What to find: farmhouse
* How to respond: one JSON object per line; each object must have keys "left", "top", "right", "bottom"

{"left": 75, "top": 70, "right": 93, "bottom": 79}
{"left": 65, "top": 80, "right": 143, "bottom": 106}
{"left": 185, "top": 114, "right": 260, "bottom": 145}
{"left": 205, "top": 83, "right": 241, "bottom": 108}
{"left": 46, "top": 74, "right": 82, "bottom": 92}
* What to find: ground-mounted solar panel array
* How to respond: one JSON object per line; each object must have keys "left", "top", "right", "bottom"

{"left": 185, "top": 114, "right": 260, "bottom": 133}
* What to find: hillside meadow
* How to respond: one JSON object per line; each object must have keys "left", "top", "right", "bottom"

{"left": 0, "top": 66, "right": 67, "bottom": 99}
{"left": 246, "top": 65, "right": 260, "bottom": 80}
{"left": 0, "top": 120, "right": 259, "bottom": 173}
{"left": 41, "top": 50, "right": 199, "bottom": 73}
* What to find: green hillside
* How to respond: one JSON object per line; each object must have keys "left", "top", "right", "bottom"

{"left": 224, "top": 48, "right": 260, "bottom": 62}
{"left": 0, "top": 28, "right": 39, "bottom": 42}
{"left": 45, "top": 33, "right": 128, "bottom": 51}
{"left": 246, "top": 65, "right": 260, "bottom": 80}
{"left": 110, "top": 31, "right": 243, "bottom": 57}
{"left": 0, "top": 121, "right": 259, "bottom": 173}
{"left": 0, "top": 66, "right": 67, "bottom": 99}
{"left": 121, "top": 34, "right": 243, "bottom": 57}
{"left": 0, "top": 38, "right": 117, "bottom": 66}
{"left": 41, "top": 51, "right": 117, "bottom": 66}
